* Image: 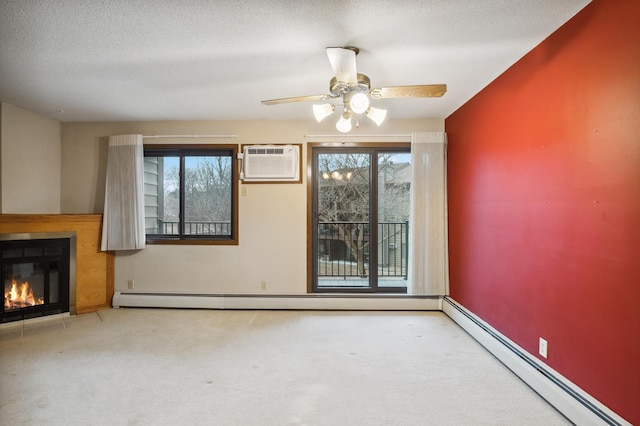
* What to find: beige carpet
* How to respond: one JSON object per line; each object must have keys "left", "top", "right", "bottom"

{"left": 0, "top": 309, "right": 570, "bottom": 425}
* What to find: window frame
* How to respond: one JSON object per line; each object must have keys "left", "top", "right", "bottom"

{"left": 143, "top": 144, "right": 239, "bottom": 245}
{"left": 307, "top": 142, "right": 411, "bottom": 293}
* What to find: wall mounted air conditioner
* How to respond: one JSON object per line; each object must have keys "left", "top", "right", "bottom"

{"left": 239, "top": 144, "right": 300, "bottom": 182}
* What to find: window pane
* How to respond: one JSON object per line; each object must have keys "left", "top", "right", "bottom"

{"left": 144, "top": 156, "right": 179, "bottom": 235}
{"left": 317, "top": 153, "right": 370, "bottom": 223}
{"left": 378, "top": 152, "right": 411, "bottom": 223}
{"left": 378, "top": 152, "right": 410, "bottom": 288}
{"left": 316, "top": 152, "right": 370, "bottom": 288}
{"left": 183, "top": 156, "right": 232, "bottom": 236}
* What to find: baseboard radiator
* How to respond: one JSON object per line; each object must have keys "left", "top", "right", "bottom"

{"left": 112, "top": 291, "right": 441, "bottom": 311}
{"left": 442, "top": 297, "right": 630, "bottom": 426}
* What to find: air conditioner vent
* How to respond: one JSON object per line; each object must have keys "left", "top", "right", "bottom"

{"left": 247, "top": 148, "right": 285, "bottom": 155}
{"left": 239, "top": 144, "right": 300, "bottom": 182}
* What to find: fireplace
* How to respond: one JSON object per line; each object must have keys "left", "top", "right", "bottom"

{"left": 1, "top": 232, "right": 76, "bottom": 323}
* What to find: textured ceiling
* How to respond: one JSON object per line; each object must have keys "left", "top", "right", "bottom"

{"left": 0, "top": 0, "right": 590, "bottom": 123}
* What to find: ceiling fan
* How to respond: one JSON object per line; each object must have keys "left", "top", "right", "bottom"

{"left": 261, "top": 46, "right": 447, "bottom": 132}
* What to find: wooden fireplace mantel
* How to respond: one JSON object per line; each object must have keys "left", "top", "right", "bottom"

{"left": 0, "top": 214, "right": 114, "bottom": 314}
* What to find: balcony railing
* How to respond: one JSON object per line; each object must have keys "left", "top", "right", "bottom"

{"left": 159, "top": 221, "right": 231, "bottom": 235}
{"left": 153, "top": 220, "right": 408, "bottom": 280}
{"left": 317, "top": 221, "right": 408, "bottom": 279}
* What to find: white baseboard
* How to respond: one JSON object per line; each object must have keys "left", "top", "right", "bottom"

{"left": 112, "top": 291, "right": 441, "bottom": 311}
{"left": 442, "top": 297, "right": 630, "bottom": 426}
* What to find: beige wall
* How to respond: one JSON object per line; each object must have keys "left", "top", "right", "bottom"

{"left": 62, "top": 118, "right": 443, "bottom": 295}
{"left": 1, "top": 103, "right": 61, "bottom": 213}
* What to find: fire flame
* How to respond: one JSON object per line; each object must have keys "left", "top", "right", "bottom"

{"left": 4, "top": 278, "right": 44, "bottom": 310}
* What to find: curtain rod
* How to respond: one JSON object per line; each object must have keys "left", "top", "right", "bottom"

{"left": 305, "top": 134, "right": 410, "bottom": 138}
{"left": 305, "top": 134, "right": 412, "bottom": 143}
{"left": 142, "top": 134, "right": 237, "bottom": 139}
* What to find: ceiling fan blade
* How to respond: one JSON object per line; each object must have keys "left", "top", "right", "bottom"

{"left": 370, "top": 84, "right": 447, "bottom": 99}
{"left": 326, "top": 47, "right": 358, "bottom": 84}
{"left": 261, "top": 94, "right": 332, "bottom": 105}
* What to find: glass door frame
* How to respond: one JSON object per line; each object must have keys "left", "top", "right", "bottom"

{"left": 307, "top": 142, "right": 410, "bottom": 293}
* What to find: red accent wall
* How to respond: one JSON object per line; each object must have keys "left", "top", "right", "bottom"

{"left": 445, "top": 1, "right": 640, "bottom": 423}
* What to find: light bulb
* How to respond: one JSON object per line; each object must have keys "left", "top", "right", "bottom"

{"left": 313, "top": 103, "right": 335, "bottom": 122}
{"left": 366, "top": 107, "right": 387, "bottom": 126}
{"left": 336, "top": 113, "right": 352, "bottom": 133}
{"left": 349, "top": 93, "right": 369, "bottom": 114}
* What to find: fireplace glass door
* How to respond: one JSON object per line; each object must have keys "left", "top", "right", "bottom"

{"left": 1, "top": 238, "right": 70, "bottom": 323}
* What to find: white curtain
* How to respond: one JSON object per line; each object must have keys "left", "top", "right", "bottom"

{"left": 101, "top": 134, "right": 146, "bottom": 251}
{"left": 408, "top": 132, "right": 449, "bottom": 295}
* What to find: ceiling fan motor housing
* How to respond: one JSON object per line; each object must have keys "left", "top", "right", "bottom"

{"left": 329, "top": 73, "right": 371, "bottom": 97}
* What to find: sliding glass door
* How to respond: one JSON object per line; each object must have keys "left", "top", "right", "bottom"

{"left": 311, "top": 145, "right": 410, "bottom": 293}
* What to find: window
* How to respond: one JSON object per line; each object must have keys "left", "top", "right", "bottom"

{"left": 143, "top": 144, "right": 238, "bottom": 245}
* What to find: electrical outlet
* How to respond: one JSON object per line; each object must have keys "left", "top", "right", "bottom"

{"left": 241, "top": 186, "right": 247, "bottom": 197}
{"left": 539, "top": 337, "right": 548, "bottom": 359}
{"left": 261, "top": 280, "right": 268, "bottom": 290}
{"left": 127, "top": 279, "right": 134, "bottom": 290}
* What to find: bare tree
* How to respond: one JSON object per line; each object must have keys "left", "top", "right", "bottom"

{"left": 161, "top": 156, "right": 232, "bottom": 233}
{"left": 317, "top": 152, "right": 410, "bottom": 276}
{"left": 184, "top": 156, "right": 232, "bottom": 222}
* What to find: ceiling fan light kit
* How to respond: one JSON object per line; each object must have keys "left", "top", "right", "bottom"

{"left": 313, "top": 103, "right": 335, "bottom": 122}
{"left": 349, "top": 93, "right": 369, "bottom": 114}
{"left": 336, "top": 112, "right": 353, "bottom": 133}
{"left": 365, "top": 107, "right": 387, "bottom": 126}
{"left": 261, "top": 46, "right": 446, "bottom": 133}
